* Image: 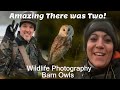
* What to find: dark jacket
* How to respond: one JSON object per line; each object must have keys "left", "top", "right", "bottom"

{"left": 74, "top": 59, "right": 120, "bottom": 79}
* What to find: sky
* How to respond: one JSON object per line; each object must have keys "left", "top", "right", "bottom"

{"left": 0, "top": 25, "right": 6, "bottom": 36}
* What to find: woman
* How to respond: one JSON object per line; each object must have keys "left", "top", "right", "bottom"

{"left": 75, "top": 19, "right": 120, "bottom": 79}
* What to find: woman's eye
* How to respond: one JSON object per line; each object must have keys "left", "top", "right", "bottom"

{"left": 89, "top": 37, "right": 97, "bottom": 42}
{"left": 104, "top": 35, "right": 112, "bottom": 43}
{"left": 104, "top": 38, "right": 112, "bottom": 43}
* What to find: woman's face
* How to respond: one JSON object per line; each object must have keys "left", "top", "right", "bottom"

{"left": 87, "top": 31, "right": 114, "bottom": 69}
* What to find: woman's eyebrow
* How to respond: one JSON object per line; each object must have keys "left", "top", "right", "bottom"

{"left": 90, "top": 33, "right": 97, "bottom": 36}
{"left": 101, "top": 33, "right": 111, "bottom": 37}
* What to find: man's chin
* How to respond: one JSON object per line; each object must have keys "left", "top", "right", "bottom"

{"left": 23, "top": 37, "right": 31, "bottom": 42}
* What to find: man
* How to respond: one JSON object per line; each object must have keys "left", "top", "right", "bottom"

{"left": 0, "top": 11, "right": 47, "bottom": 79}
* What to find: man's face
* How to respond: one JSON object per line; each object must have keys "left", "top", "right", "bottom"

{"left": 20, "top": 22, "right": 34, "bottom": 42}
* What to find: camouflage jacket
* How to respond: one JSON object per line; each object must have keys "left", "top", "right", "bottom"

{"left": 0, "top": 32, "right": 48, "bottom": 79}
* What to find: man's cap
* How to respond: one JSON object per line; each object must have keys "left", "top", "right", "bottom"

{"left": 19, "top": 11, "right": 37, "bottom": 30}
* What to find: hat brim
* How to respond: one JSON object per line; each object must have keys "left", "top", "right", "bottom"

{"left": 20, "top": 20, "right": 36, "bottom": 30}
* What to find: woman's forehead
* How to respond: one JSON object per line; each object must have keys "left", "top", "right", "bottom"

{"left": 91, "top": 31, "right": 109, "bottom": 35}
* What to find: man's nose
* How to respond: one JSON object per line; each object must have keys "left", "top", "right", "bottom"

{"left": 26, "top": 27, "right": 30, "bottom": 31}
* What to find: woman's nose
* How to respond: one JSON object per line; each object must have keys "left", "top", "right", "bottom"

{"left": 96, "top": 39, "right": 104, "bottom": 49}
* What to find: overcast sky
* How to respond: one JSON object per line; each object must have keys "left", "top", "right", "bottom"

{"left": 0, "top": 11, "right": 37, "bottom": 36}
